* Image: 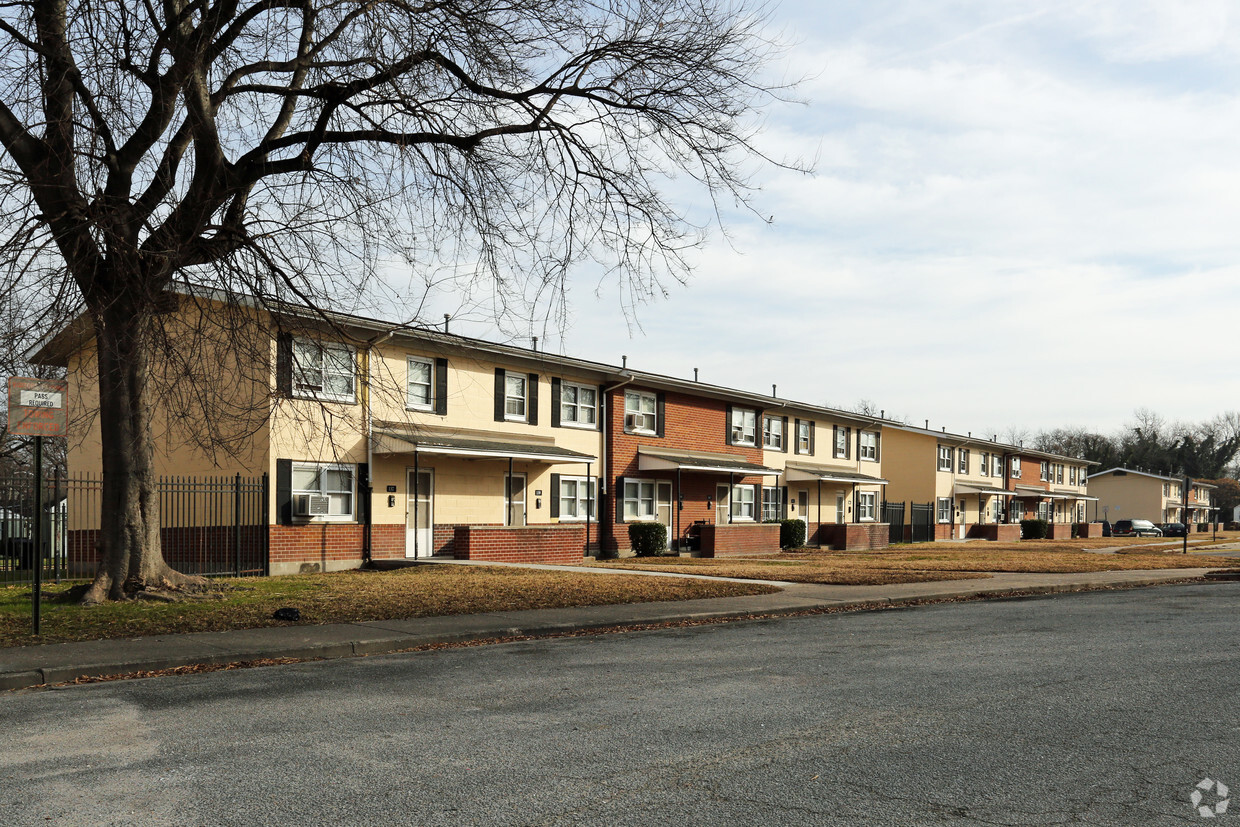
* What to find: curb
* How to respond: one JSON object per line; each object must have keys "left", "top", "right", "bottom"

{"left": 0, "top": 573, "right": 1219, "bottom": 691}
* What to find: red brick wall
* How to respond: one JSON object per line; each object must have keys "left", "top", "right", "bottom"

{"left": 269, "top": 523, "right": 366, "bottom": 571}
{"left": 970, "top": 524, "right": 1021, "bottom": 542}
{"left": 819, "top": 523, "right": 890, "bottom": 551}
{"left": 1075, "top": 522, "right": 1103, "bottom": 538}
{"left": 1047, "top": 523, "right": 1072, "bottom": 540}
{"left": 453, "top": 524, "right": 587, "bottom": 564}
{"left": 697, "top": 523, "right": 780, "bottom": 556}
{"left": 602, "top": 387, "right": 767, "bottom": 552}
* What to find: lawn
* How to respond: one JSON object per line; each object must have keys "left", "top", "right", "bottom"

{"left": 588, "top": 538, "right": 1240, "bottom": 586}
{"left": 0, "top": 564, "right": 778, "bottom": 647}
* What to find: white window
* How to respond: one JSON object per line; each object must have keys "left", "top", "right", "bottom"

{"left": 797, "top": 420, "right": 812, "bottom": 454}
{"left": 1077, "top": 503, "right": 1085, "bottom": 522}
{"left": 730, "top": 484, "right": 756, "bottom": 521}
{"left": 1163, "top": 483, "right": 1170, "bottom": 497}
{"left": 937, "top": 497, "right": 952, "bottom": 523}
{"left": 858, "top": 492, "right": 876, "bottom": 522}
{"left": 958, "top": 448, "right": 969, "bottom": 474}
{"left": 761, "top": 486, "right": 782, "bottom": 521}
{"left": 1037, "top": 502, "right": 1050, "bottom": 521}
{"left": 1056, "top": 464, "right": 1064, "bottom": 484}
{"left": 937, "top": 445, "right": 952, "bottom": 471}
{"left": 1070, "top": 467, "right": 1077, "bottom": 485}
{"left": 625, "top": 391, "right": 657, "bottom": 433}
{"left": 560, "top": 382, "right": 597, "bottom": 427}
{"left": 623, "top": 479, "right": 657, "bottom": 520}
{"left": 730, "top": 408, "right": 757, "bottom": 445}
{"left": 763, "top": 416, "right": 784, "bottom": 450}
{"left": 504, "top": 374, "right": 527, "bottom": 420}
{"left": 834, "top": 426, "right": 850, "bottom": 458}
{"left": 292, "top": 338, "right": 355, "bottom": 402}
{"left": 292, "top": 462, "right": 355, "bottom": 520}
{"left": 979, "top": 452, "right": 989, "bottom": 477}
{"left": 992, "top": 455, "right": 1003, "bottom": 477}
{"left": 1040, "top": 461, "right": 1049, "bottom": 482}
{"left": 558, "top": 476, "right": 596, "bottom": 520}
{"left": 406, "top": 356, "right": 433, "bottom": 410}
{"left": 1009, "top": 500, "right": 1023, "bottom": 522}
{"left": 1011, "top": 457, "right": 1021, "bottom": 479}
{"left": 859, "top": 431, "right": 877, "bottom": 461}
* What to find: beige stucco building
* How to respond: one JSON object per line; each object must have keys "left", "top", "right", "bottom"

{"left": 1086, "top": 468, "right": 1216, "bottom": 526}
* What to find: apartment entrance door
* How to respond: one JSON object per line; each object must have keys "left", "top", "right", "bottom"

{"left": 505, "top": 473, "right": 527, "bottom": 527}
{"left": 406, "top": 468, "right": 434, "bottom": 558}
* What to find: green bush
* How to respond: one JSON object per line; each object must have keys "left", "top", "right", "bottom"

{"left": 628, "top": 522, "right": 668, "bottom": 557}
{"left": 1020, "top": 519, "right": 1049, "bottom": 540}
{"left": 778, "top": 518, "right": 807, "bottom": 549}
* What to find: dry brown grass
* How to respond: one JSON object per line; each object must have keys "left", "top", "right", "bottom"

{"left": 589, "top": 538, "right": 1240, "bottom": 585}
{"left": 0, "top": 564, "right": 778, "bottom": 647}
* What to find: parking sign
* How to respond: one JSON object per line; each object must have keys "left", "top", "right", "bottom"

{"left": 7, "top": 377, "right": 68, "bottom": 437}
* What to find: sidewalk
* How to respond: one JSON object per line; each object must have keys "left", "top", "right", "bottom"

{"left": 0, "top": 566, "right": 1224, "bottom": 691}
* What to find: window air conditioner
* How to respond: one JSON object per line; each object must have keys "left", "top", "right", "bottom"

{"left": 625, "top": 413, "right": 640, "bottom": 429}
{"left": 295, "top": 494, "right": 331, "bottom": 516}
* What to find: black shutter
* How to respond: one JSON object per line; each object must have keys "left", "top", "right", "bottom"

{"left": 781, "top": 416, "right": 789, "bottom": 453}
{"left": 494, "top": 368, "right": 505, "bottom": 421}
{"left": 550, "top": 473, "right": 560, "bottom": 518}
{"left": 434, "top": 358, "right": 448, "bottom": 415}
{"left": 276, "top": 333, "right": 292, "bottom": 395}
{"left": 356, "top": 463, "right": 370, "bottom": 524}
{"left": 781, "top": 486, "right": 789, "bottom": 519}
{"left": 833, "top": 425, "right": 840, "bottom": 457}
{"left": 276, "top": 459, "right": 293, "bottom": 525}
{"left": 596, "top": 385, "right": 605, "bottom": 431}
{"left": 551, "top": 378, "right": 561, "bottom": 427}
{"left": 615, "top": 476, "right": 626, "bottom": 523}
{"left": 846, "top": 427, "right": 852, "bottom": 459}
{"left": 725, "top": 404, "right": 733, "bottom": 444}
{"left": 655, "top": 393, "right": 666, "bottom": 437}
{"left": 874, "top": 432, "right": 881, "bottom": 462}
{"left": 528, "top": 373, "right": 539, "bottom": 425}
{"left": 808, "top": 422, "right": 815, "bottom": 455}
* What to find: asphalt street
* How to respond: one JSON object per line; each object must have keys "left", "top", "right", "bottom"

{"left": 3, "top": 582, "right": 1238, "bottom": 826}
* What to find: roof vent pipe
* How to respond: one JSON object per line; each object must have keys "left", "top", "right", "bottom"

{"left": 443, "top": 314, "right": 450, "bottom": 332}
{"left": 880, "top": 409, "right": 885, "bottom": 419}
{"left": 772, "top": 384, "right": 777, "bottom": 397}
{"left": 622, "top": 355, "right": 627, "bottom": 368}
{"left": 694, "top": 368, "right": 698, "bottom": 382}
{"left": 925, "top": 420, "right": 929, "bottom": 429}
{"left": 942, "top": 426, "right": 946, "bottom": 433}
{"left": 532, "top": 335, "right": 538, "bottom": 352}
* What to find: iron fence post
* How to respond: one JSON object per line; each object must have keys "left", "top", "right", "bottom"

{"left": 262, "top": 472, "right": 270, "bottom": 576}
{"left": 234, "top": 473, "right": 242, "bottom": 578}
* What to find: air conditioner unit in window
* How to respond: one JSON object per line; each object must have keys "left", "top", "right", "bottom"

{"left": 295, "top": 494, "right": 331, "bottom": 516}
{"left": 625, "top": 413, "right": 640, "bottom": 429}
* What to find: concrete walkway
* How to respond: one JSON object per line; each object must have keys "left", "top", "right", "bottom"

{"left": 0, "top": 565, "right": 1227, "bottom": 692}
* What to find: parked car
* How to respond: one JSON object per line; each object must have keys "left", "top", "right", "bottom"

{"left": 1101, "top": 520, "right": 1112, "bottom": 537}
{"left": 1112, "top": 519, "right": 1163, "bottom": 537}
{"left": 1159, "top": 522, "right": 1187, "bottom": 537}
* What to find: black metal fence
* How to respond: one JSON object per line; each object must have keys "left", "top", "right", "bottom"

{"left": 0, "top": 473, "right": 269, "bottom": 586}
{"left": 881, "top": 501, "right": 906, "bottom": 545}
{"left": 909, "top": 501, "right": 934, "bottom": 543}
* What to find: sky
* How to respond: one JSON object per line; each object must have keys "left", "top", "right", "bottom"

{"left": 422, "top": 0, "right": 1240, "bottom": 438}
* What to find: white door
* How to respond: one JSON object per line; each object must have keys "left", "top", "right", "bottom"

{"left": 505, "top": 472, "right": 527, "bottom": 527}
{"left": 406, "top": 468, "right": 434, "bottom": 558}
{"left": 797, "top": 490, "right": 809, "bottom": 531}
{"left": 657, "top": 482, "right": 673, "bottom": 549}
{"left": 836, "top": 491, "right": 846, "bottom": 524}
{"left": 716, "top": 484, "right": 730, "bottom": 524}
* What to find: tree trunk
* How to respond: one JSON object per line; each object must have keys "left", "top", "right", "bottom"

{"left": 81, "top": 302, "right": 205, "bottom": 604}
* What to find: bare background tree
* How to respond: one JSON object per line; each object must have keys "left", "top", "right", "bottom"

{"left": 0, "top": 0, "right": 794, "bottom": 602}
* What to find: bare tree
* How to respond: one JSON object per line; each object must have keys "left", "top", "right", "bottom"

{"left": 0, "top": 0, "right": 793, "bottom": 602}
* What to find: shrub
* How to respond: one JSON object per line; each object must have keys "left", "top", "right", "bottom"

{"left": 778, "top": 518, "right": 807, "bottom": 549}
{"left": 628, "top": 522, "right": 668, "bottom": 557}
{"left": 1020, "top": 519, "right": 1049, "bottom": 540}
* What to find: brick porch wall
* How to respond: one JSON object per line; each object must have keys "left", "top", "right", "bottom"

{"left": 697, "top": 523, "right": 781, "bottom": 557}
{"left": 969, "top": 524, "right": 1021, "bottom": 542}
{"left": 1047, "top": 523, "right": 1072, "bottom": 540}
{"left": 453, "top": 524, "right": 587, "bottom": 564}
{"left": 817, "top": 523, "right": 890, "bottom": 551}
{"left": 1074, "top": 522, "right": 1103, "bottom": 538}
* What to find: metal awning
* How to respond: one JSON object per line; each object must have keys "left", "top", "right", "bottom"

{"left": 782, "top": 462, "right": 888, "bottom": 486}
{"left": 374, "top": 429, "right": 596, "bottom": 464}
{"left": 1014, "top": 485, "right": 1051, "bottom": 497}
{"left": 1050, "top": 489, "right": 1098, "bottom": 501}
{"left": 953, "top": 484, "right": 1015, "bottom": 498}
{"left": 636, "top": 446, "right": 780, "bottom": 476}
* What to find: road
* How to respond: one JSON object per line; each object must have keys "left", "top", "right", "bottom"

{"left": 3, "top": 583, "right": 1238, "bottom": 826}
